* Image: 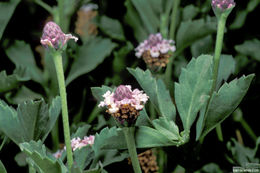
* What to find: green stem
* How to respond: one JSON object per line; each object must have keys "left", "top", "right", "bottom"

{"left": 53, "top": 51, "right": 73, "bottom": 170}
{"left": 51, "top": 121, "right": 60, "bottom": 150}
{"left": 0, "top": 136, "right": 7, "bottom": 151}
{"left": 34, "top": 0, "right": 53, "bottom": 14}
{"left": 216, "top": 124, "right": 223, "bottom": 142}
{"left": 164, "top": 49, "right": 181, "bottom": 88}
{"left": 212, "top": 14, "right": 227, "bottom": 91}
{"left": 240, "top": 118, "right": 257, "bottom": 141}
{"left": 212, "top": 13, "right": 227, "bottom": 142}
{"left": 29, "top": 165, "right": 36, "bottom": 173}
{"left": 57, "top": 0, "right": 64, "bottom": 29}
{"left": 123, "top": 127, "right": 142, "bottom": 173}
{"left": 169, "top": 0, "right": 180, "bottom": 40}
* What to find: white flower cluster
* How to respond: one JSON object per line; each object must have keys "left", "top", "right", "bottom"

{"left": 70, "top": 135, "right": 95, "bottom": 151}
{"left": 135, "top": 33, "right": 176, "bottom": 58}
{"left": 98, "top": 85, "right": 149, "bottom": 114}
{"left": 53, "top": 135, "right": 95, "bottom": 158}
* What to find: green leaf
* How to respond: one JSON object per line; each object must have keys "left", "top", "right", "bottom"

{"left": 175, "top": 55, "right": 213, "bottom": 130}
{"left": 71, "top": 124, "right": 91, "bottom": 139}
{"left": 136, "top": 108, "right": 153, "bottom": 127}
{"left": 74, "top": 146, "right": 94, "bottom": 170}
{"left": 113, "top": 42, "right": 133, "bottom": 74}
{"left": 128, "top": 67, "right": 176, "bottom": 120}
{"left": 229, "top": 11, "right": 247, "bottom": 30}
{"left": 0, "top": 67, "right": 30, "bottom": 93}
{"left": 5, "top": 86, "right": 42, "bottom": 104}
{"left": 135, "top": 126, "right": 175, "bottom": 148}
{"left": 182, "top": 5, "right": 199, "bottom": 21}
{"left": 92, "top": 127, "right": 123, "bottom": 154}
{"left": 0, "top": 0, "right": 20, "bottom": 40}
{"left": 195, "top": 163, "right": 222, "bottom": 173}
{"left": 191, "top": 35, "right": 214, "bottom": 58}
{"left": 99, "top": 16, "right": 125, "bottom": 41}
{"left": 227, "top": 137, "right": 260, "bottom": 167}
{"left": 91, "top": 149, "right": 128, "bottom": 168}
{"left": 130, "top": 0, "right": 160, "bottom": 34}
{"left": 235, "top": 39, "right": 260, "bottom": 62}
{"left": 5, "top": 41, "right": 44, "bottom": 84}
{"left": 176, "top": 18, "right": 217, "bottom": 51}
{"left": 216, "top": 55, "right": 236, "bottom": 89}
{"left": 91, "top": 86, "right": 113, "bottom": 103}
{"left": 0, "top": 160, "right": 7, "bottom": 173}
{"left": 124, "top": 0, "right": 148, "bottom": 42}
{"left": 15, "top": 152, "right": 27, "bottom": 167}
{"left": 152, "top": 117, "right": 180, "bottom": 141}
{"left": 201, "top": 74, "right": 254, "bottom": 138}
{"left": 0, "top": 97, "right": 61, "bottom": 145}
{"left": 66, "top": 37, "right": 117, "bottom": 85}
{"left": 19, "top": 140, "right": 64, "bottom": 173}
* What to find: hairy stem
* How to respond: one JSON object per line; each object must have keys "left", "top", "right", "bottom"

{"left": 123, "top": 127, "right": 142, "bottom": 173}
{"left": 53, "top": 51, "right": 73, "bottom": 170}
{"left": 212, "top": 13, "right": 227, "bottom": 142}
{"left": 212, "top": 14, "right": 227, "bottom": 91}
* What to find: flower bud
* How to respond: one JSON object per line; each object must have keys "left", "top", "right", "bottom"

{"left": 211, "top": 0, "right": 235, "bottom": 11}
{"left": 41, "top": 21, "right": 78, "bottom": 50}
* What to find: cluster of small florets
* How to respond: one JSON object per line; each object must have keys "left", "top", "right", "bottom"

{"left": 98, "top": 85, "right": 148, "bottom": 125}
{"left": 75, "top": 4, "right": 98, "bottom": 37}
{"left": 128, "top": 150, "right": 159, "bottom": 173}
{"left": 70, "top": 135, "right": 95, "bottom": 151}
{"left": 135, "top": 33, "right": 176, "bottom": 68}
{"left": 41, "top": 21, "right": 78, "bottom": 50}
{"left": 53, "top": 135, "right": 95, "bottom": 159}
{"left": 211, "top": 0, "right": 235, "bottom": 11}
{"left": 99, "top": 85, "right": 148, "bottom": 114}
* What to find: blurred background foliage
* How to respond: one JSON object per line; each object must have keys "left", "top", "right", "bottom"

{"left": 0, "top": 0, "right": 260, "bottom": 172}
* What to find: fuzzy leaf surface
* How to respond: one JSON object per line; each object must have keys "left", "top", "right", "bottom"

{"left": 124, "top": 0, "right": 148, "bottom": 42}
{"left": 200, "top": 74, "right": 254, "bottom": 138}
{"left": 5, "top": 41, "right": 44, "bottom": 83}
{"left": 0, "top": 97, "right": 61, "bottom": 145}
{"left": 130, "top": 0, "right": 160, "bottom": 34}
{"left": 176, "top": 18, "right": 216, "bottom": 51}
{"left": 128, "top": 67, "right": 176, "bottom": 120}
{"left": 235, "top": 39, "right": 260, "bottom": 62}
{"left": 19, "top": 140, "right": 64, "bottom": 173}
{"left": 152, "top": 117, "right": 180, "bottom": 141}
{"left": 99, "top": 16, "right": 125, "bottom": 41}
{"left": 91, "top": 86, "right": 113, "bottom": 103}
{"left": 0, "top": 67, "right": 30, "bottom": 93}
{"left": 175, "top": 55, "right": 213, "bottom": 130}
{"left": 66, "top": 38, "right": 117, "bottom": 85}
{"left": 0, "top": 0, "right": 20, "bottom": 40}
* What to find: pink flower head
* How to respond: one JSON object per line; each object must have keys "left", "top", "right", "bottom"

{"left": 41, "top": 21, "right": 78, "bottom": 50}
{"left": 98, "top": 85, "right": 149, "bottom": 114}
{"left": 135, "top": 33, "right": 176, "bottom": 58}
{"left": 53, "top": 149, "right": 64, "bottom": 159}
{"left": 212, "top": 0, "right": 235, "bottom": 11}
{"left": 70, "top": 135, "right": 95, "bottom": 151}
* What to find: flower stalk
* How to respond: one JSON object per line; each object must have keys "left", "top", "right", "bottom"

{"left": 123, "top": 127, "right": 142, "bottom": 173}
{"left": 169, "top": 0, "right": 180, "bottom": 40}
{"left": 210, "top": 0, "right": 235, "bottom": 142}
{"left": 53, "top": 51, "right": 73, "bottom": 169}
